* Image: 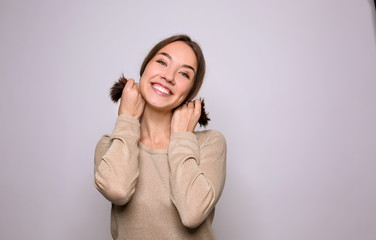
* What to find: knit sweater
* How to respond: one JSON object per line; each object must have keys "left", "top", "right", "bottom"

{"left": 94, "top": 114, "right": 226, "bottom": 240}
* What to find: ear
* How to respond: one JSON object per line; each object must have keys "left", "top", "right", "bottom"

{"left": 110, "top": 74, "right": 128, "bottom": 103}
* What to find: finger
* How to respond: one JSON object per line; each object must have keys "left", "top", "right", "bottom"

{"left": 194, "top": 99, "right": 201, "bottom": 115}
{"left": 125, "top": 78, "right": 135, "bottom": 90}
{"left": 180, "top": 102, "right": 187, "bottom": 109}
{"left": 134, "top": 82, "right": 140, "bottom": 91}
{"left": 187, "top": 101, "right": 194, "bottom": 109}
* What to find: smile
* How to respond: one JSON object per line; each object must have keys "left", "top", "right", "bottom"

{"left": 151, "top": 83, "right": 173, "bottom": 96}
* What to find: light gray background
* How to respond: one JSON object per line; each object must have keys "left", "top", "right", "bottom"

{"left": 1, "top": 0, "right": 376, "bottom": 239}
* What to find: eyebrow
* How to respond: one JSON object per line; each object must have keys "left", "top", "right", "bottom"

{"left": 157, "top": 52, "right": 196, "bottom": 73}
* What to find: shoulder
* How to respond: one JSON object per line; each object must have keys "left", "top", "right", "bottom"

{"left": 194, "top": 129, "right": 226, "bottom": 148}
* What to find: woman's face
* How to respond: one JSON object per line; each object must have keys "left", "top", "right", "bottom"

{"left": 140, "top": 41, "right": 197, "bottom": 111}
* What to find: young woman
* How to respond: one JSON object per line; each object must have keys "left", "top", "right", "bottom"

{"left": 94, "top": 35, "right": 226, "bottom": 239}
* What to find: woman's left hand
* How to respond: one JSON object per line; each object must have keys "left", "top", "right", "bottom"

{"left": 171, "top": 99, "right": 201, "bottom": 133}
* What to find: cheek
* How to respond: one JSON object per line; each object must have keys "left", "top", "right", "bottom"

{"left": 143, "top": 62, "right": 160, "bottom": 76}
{"left": 178, "top": 81, "right": 195, "bottom": 100}
{"left": 186, "top": 80, "right": 195, "bottom": 94}
{"left": 178, "top": 81, "right": 191, "bottom": 93}
{"left": 139, "top": 76, "right": 148, "bottom": 98}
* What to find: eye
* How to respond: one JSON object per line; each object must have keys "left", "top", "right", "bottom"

{"left": 180, "top": 72, "right": 190, "bottom": 79}
{"left": 157, "top": 60, "right": 167, "bottom": 66}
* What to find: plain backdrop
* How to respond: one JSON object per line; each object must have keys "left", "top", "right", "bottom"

{"left": 1, "top": 0, "right": 376, "bottom": 239}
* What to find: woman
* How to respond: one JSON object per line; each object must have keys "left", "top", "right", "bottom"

{"left": 94, "top": 34, "right": 226, "bottom": 240}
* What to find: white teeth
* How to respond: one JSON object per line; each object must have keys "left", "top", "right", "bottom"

{"left": 153, "top": 84, "right": 171, "bottom": 95}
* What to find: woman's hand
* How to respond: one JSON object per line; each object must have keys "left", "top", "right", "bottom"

{"left": 118, "top": 78, "right": 145, "bottom": 119}
{"left": 171, "top": 99, "right": 201, "bottom": 133}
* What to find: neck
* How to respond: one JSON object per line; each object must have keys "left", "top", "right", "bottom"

{"left": 140, "top": 104, "right": 172, "bottom": 149}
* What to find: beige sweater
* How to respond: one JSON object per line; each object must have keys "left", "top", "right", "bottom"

{"left": 94, "top": 114, "right": 226, "bottom": 240}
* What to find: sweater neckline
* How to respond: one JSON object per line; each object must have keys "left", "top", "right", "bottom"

{"left": 138, "top": 142, "right": 168, "bottom": 155}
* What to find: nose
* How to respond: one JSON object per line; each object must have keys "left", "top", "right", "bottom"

{"left": 162, "top": 67, "right": 175, "bottom": 85}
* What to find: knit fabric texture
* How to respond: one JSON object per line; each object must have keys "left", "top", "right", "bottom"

{"left": 94, "top": 114, "right": 226, "bottom": 240}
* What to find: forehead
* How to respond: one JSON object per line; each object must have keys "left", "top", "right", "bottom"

{"left": 157, "top": 41, "right": 198, "bottom": 70}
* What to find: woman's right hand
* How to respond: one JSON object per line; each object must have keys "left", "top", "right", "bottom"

{"left": 118, "top": 78, "right": 145, "bottom": 119}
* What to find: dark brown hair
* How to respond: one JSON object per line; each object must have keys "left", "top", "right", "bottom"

{"left": 110, "top": 34, "right": 210, "bottom": 127}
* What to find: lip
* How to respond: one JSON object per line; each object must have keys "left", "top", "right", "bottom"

{"left": 151, "top": 82, "right": 173, "bottom": 96}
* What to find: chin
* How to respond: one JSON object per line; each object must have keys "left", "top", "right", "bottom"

{"left": 145, "top": 98, "right": 177, "bottom": 112}
{"left": 144, "top": 93, "right": 183, "bottom": 112}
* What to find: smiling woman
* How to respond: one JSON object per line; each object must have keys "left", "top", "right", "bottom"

{"left": 93, "top": 35, "right": 227, "bottom": 240}
{"left": 139, "top": 41, "right": 197, "bottom": 112}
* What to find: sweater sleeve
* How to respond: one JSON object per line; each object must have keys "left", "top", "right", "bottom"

{"left": 94, "top": 114, "right": 140, "bottom": 206}
{"left": 168, "top": 130, "right": 227, "bottom": 228}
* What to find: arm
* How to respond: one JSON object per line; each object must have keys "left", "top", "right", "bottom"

{"left": 168, "top": 130, "right": 227, "bottom": 228}
{"left": 94, "top": 78, "right": 145, "bottom": 206}
{"left": 94, "top": 113, "right": 140, "bottom": 206}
